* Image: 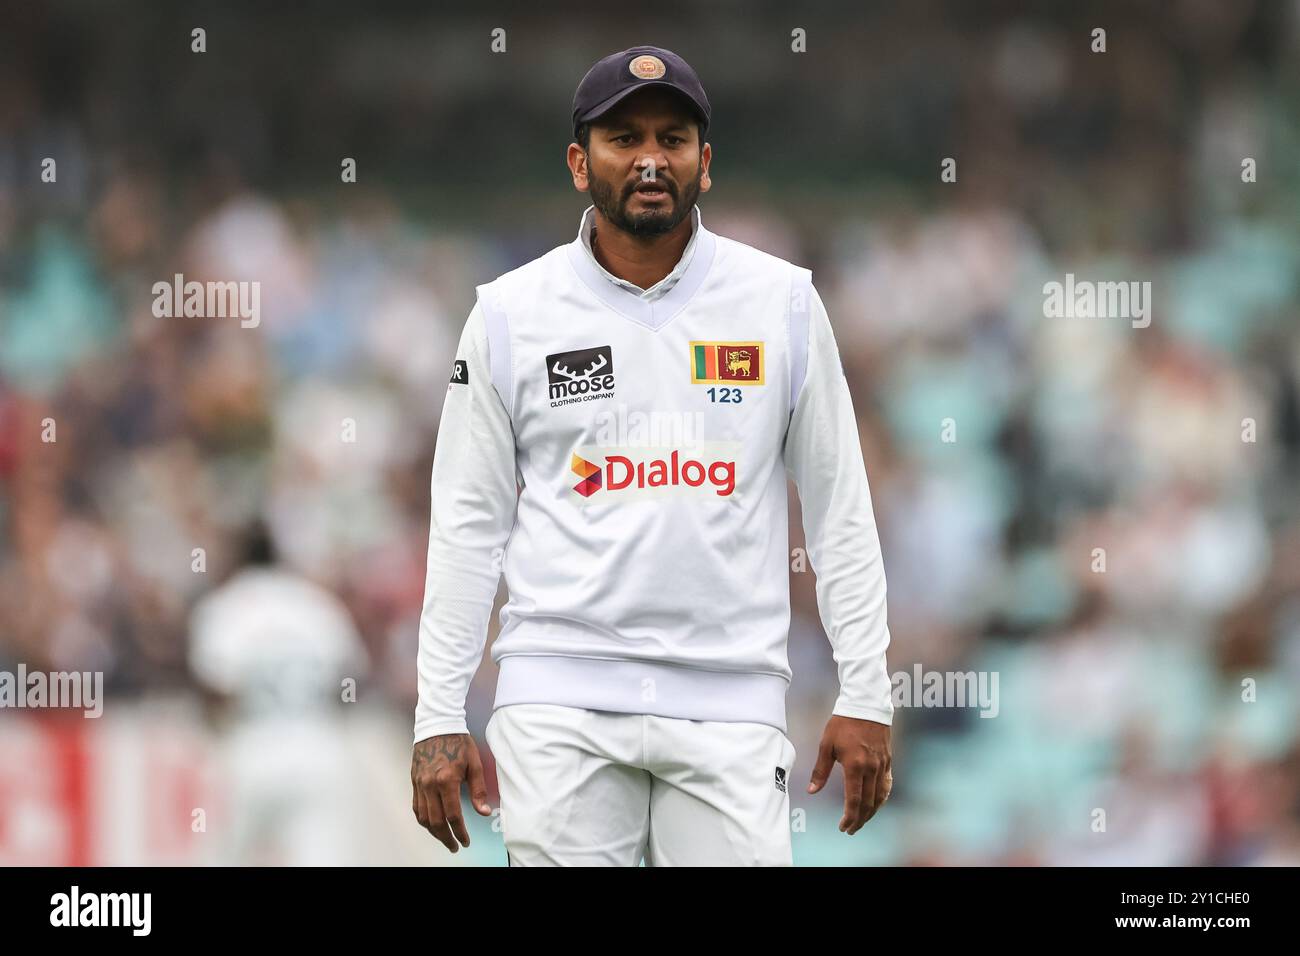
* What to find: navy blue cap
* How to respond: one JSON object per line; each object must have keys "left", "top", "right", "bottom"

{"left": 572, "top": 45, "right": 711, "bottom": 142}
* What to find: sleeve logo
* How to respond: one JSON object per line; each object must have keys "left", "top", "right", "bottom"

{"left": 449, "top": 359, "right": 468, "bottom": 384}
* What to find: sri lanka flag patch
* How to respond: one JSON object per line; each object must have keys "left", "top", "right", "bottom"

{"left": 690, "top": 341, "right": 765, "bottom": 385}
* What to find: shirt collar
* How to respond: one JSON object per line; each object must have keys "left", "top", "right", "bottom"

{"left": 577, "top": 203, "right": 702, "bottom": 300}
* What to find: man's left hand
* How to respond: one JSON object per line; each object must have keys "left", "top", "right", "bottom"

{"left": 807, "top": 715, "right": 892, "bottom": 834}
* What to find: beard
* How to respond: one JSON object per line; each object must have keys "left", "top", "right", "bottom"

{"left": 586, "top": 160, "right": 703, "bottom": 238}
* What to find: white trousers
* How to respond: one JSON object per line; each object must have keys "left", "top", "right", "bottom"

{"left": 485, "top": 703, "right": 796, "bottom": 866}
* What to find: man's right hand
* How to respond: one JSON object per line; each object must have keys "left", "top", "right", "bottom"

{"left": 411, "top": 734, "right": 492, "bottom": 852}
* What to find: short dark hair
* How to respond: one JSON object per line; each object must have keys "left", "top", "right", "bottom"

{"left": 576, "top": 117, "right": 705, "bottom": 152}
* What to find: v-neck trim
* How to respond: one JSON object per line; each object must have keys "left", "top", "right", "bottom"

{"left": 565, "top": 207, "right": 718, "bottom": 332}
{"left": 579, "top": 203, "right": 701, "bottom": 300}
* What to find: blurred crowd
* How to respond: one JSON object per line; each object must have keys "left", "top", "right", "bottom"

{"left": 2, "top": 1, "right": 1298, "bottom": 864}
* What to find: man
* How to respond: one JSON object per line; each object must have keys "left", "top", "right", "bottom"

{"left": 412, "top": 45, "right": 893, "bottom": 866}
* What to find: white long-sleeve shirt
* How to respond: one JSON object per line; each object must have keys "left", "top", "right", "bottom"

{"left": 414, "top": 204, "right": 892, "bottom": 742}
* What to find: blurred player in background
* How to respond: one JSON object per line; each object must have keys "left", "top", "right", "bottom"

{"left": 188, "top": 523, "right": 369, "bottom": 865}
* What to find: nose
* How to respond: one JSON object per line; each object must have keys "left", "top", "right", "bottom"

{"left": 635, "top": 153, "right": 669, "bottom": 181}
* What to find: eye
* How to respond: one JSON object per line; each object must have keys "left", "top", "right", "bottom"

{"left": 665, "top": 136, "right": 684, "bottom": 146}
{"left": 614, "top": 134, "right": 634, "bottom": 144}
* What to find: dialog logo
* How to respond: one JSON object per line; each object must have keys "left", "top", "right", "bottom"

{"left": 547, "top": 345, "right": 615, "bottom": 407}
{"left": 571, "top": 453, "right": 603, "bottom": 497}
{"left": 569, "top": 444, "right": 739, "bottom": 501}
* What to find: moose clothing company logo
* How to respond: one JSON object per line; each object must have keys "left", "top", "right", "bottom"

{"left": 50, "top": 886, "right": 151, "bottom": 936}
{"left": 691, "top": 341, "right": 765, "bottom": 385}
{"left": 547, "top": 345, "right": 616, "bottom": 407}
{"left": 569, "top": 443, "right": 739, "bottom": 500}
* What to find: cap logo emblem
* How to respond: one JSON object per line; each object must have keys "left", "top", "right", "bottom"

{"left": 628, "top": 54, "right": 667, "bottom": 80}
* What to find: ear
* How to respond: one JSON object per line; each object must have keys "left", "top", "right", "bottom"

{"left": 567, "top": 142, "right": 590, "bottom": 192}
